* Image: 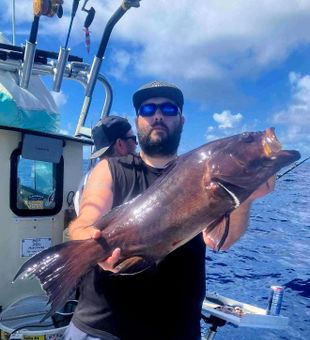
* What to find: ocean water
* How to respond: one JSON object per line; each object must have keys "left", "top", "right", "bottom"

{"left": 203, "top": 163, "right": 310, "bottom": 339}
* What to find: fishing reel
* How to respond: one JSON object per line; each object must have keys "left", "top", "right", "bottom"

{"left": 33, "top": 0, "right": 64, "bottom": 18}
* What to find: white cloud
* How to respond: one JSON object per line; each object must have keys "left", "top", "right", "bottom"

{"left": 107, "top": 49, "right": 133, "bottom": 80}
{"left": 59, "top": 121, "right": 74, "bottom": 136}
{"left": 59, "top": 128, "right": 69, "bottom": 135}
{"left": 2, "top": 0, "right": 310, "bottom": 108}
{"left": 271, "top": 72, "right": 310, "bottom": 154}
{"left": 205, "top": 109, "right": 244, "bottom": 141}
{"left": 112, "top": 0, "right": 310, "bottom": 104}
{"left": 213, "top": 110, "right": 243, "bottom": 129}
{"left": 51, "top": 90, "right": 68, "bottom": 107}
{"left": 204, "top": 109, "right": 261, "bottom": 142}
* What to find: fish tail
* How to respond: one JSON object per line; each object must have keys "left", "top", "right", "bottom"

{"left": 13, "top": 239, "right": 107, "bottom": 321}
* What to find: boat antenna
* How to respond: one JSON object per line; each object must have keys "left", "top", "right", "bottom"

{"left": 277, "top": 156, "right": 310, "bottom": 180}
{"left": 12, "top": 0, "right": 16, "bottom": 45}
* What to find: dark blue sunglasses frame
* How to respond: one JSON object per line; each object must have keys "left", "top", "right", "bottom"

{"left": 138, "top": 102, "right": 180, "bottom": 117}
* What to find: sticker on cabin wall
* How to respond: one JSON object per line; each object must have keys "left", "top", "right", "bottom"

{"left": 25, "top": 195, "right": 45, "bottom": 210}
{"left": 45, "top": 330, "right": 66, "bottom": 339}
{"left": 0, "top": 329, "right": 11, "bottom": 340}
{"left": 21, "top": 238, "right": 52, "bottom": 257}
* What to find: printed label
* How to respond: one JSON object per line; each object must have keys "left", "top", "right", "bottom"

{"left": 0, "top": 330, "right": 11, "bottom": 340}
{"left": 21, "top": 238, "right": 52, "bottom": 257}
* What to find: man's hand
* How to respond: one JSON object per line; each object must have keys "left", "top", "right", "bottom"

{"left": 92, "top": 230, "right": 122, "bottom": 273}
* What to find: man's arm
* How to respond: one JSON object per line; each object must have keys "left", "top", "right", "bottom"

{"left": 69, "top": 159, "right": 120, "bottom": 271}
{"left": 69, "top": 159, "right": 113, "bottom": 240}
{"left": 203, "top": 176, "right": 275, "bottom": 250}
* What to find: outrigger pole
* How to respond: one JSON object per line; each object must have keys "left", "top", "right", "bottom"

{"left": 75, "top": 0, "right": 141, "bottom": 137}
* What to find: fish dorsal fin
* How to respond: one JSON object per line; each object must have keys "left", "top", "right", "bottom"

{"left": 114, "top": 256, "right": 154, "bottom": 275}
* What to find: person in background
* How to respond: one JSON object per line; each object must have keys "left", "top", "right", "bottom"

{"left": 66, "top": 80, "right": 274, "bottom": 340}
{"left": 74, "top": 115, "right": 137, "bottom": 215}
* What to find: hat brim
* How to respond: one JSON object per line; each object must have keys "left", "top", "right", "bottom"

{"left": 133, "top": 86, "right": 184, "bottom": 112}
{"left": 90, "top": 144, "right": 112, "bottom": 159}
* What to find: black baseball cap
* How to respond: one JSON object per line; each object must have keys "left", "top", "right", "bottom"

{"left": 90, "top": 115, "right": 132, "bottom": 159}
{"left": 132, "top": 80, "right": 184, "bottom": 113}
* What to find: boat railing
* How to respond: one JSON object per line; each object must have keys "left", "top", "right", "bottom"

{"left": 1, "top": 0, "right": 142, "bottom": 139}
{"left": 0, "top": 48, "right": 112, "bottom": 139}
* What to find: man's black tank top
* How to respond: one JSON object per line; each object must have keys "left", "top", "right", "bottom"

{"left": 72, "top": 154, "right": 206, "bottom": 340}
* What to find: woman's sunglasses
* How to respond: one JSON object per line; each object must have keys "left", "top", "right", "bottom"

{"left": 138, "top": 102, "right": 180, "bottom": 117}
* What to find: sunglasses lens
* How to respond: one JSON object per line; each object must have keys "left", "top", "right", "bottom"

{"left": 139, "top": 104, "right": 157, "bottom": 117}
{"left": 160, "top": 103, "right": 179, "bottom": 116}
{"left": 138, "top": 103, "right": 180, "bottom": 117}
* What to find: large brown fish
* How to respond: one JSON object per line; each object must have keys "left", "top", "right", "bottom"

{"left": 13, "top": 128, "right": 300, "bottom": 319}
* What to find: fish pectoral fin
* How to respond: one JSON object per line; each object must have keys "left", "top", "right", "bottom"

{"left": 114, "top": 256, "right": 153, "bottom": 275}
{"left": 203, "top": 214, "right": 230, "bottom": 251}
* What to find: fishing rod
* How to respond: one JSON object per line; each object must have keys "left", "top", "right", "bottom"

{"left": 277, "top": 156, "right": 310, "bottom": 180}
{"left": 65, "top": 0, "right": 81, "bottom": 49}
{"left": 12, "top": 0, "right": 16, "bottom": 45}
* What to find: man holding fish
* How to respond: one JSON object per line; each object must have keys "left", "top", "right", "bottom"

{"left": 64, "top": 80, "right": 275, "bottom": 340}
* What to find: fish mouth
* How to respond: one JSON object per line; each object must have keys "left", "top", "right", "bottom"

{"left": 262, "top": 128, "right": 301, "bottom": 162}
{"left": 262, "top": 128, "right": 282, "bottom": 157}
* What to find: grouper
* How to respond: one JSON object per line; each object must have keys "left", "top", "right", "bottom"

{"left": 13, "top": 128, "right": 300, "bottom": 319}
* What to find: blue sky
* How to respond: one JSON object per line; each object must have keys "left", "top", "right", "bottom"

{"left": 1, "top": 0, "right": 310, "bottom": 158}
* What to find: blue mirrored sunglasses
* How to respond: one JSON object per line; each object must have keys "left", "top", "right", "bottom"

{"left": 138, "top": 102, "right": 180, "bottom": 117}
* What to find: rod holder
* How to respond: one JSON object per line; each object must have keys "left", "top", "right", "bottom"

{"left": 19, "top": 40, "right": 36, "bottom": 89}
{"left": 53, "top": 47, "right": 70, "bottom": 92}
{"left": 85, "top": 56, "right": 102, "bottom": 96}
{"left": 75, "top": 73, "right": 113, "bottom": 137}
{"left": 74, "top": 57, "right": 102, "bottom": 132}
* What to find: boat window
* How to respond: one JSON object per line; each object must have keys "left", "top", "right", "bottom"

{"left": 10, "top": 149, "right": 63, "bottom": 216}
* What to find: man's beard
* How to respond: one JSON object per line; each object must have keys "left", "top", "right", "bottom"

{"left": 138, "top": 121, "right": 183, "bottom": 157}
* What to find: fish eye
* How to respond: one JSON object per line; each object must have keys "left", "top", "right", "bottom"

{"left": 242, "top": 133, "right": 254, "bottom": 143}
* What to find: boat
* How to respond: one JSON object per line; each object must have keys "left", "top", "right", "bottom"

{"left": 0, "top": 1, "right": 290, "bottom": 339}
{"left": 0, "top": 1, "right": 131, "bottom": 338}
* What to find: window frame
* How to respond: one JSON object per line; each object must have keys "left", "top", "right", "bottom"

{"left": 10, "top": 148, "right": 64, "bottom": 217}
